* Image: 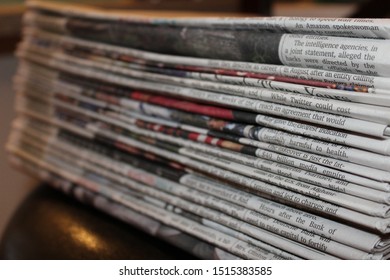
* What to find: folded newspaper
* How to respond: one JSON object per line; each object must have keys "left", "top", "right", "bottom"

{"left": 7, "top": 0, "right": 390, "bottom": 259}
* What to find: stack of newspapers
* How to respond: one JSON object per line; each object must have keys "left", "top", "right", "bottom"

{"left": 8, "top": 1, "right": 390, "bottom": 259}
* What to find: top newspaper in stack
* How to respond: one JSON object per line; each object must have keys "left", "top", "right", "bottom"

{"left": 26, "top": 0, "right": 390, "bottom": 77}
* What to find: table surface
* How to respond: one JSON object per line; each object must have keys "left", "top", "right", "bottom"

{"left": 0, "top": 184, "right": 196, "bottom": 259}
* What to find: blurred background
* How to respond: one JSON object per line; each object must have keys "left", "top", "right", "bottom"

{"left": 0, "top": 0, "right": 384, "bottom": 242}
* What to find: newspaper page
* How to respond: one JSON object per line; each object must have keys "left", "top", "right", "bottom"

{"left": 15, "top": 68, "right": 390, "bottom": 190}
{"left": 16, "top": 90, "right": 390, "bottom": 209}
{"left": 17, "top": 89, "right": 390, "bottom": 195}
{"left": 22, "top": 10, "right": 390, "bottom": 76}
{"left": 20, "top": 40, "right": 390, "bottom": 126}
{"left": 15, "top": 77, "right": 390, "bottom": 191}
{"left": 26, "top": 0, "right": 390, "bottom": 39}
{"left": 14, "top": 101, "right": 390, "bottom": 234}
{"left": 19, "top": 32, "right": 390, "bottom": 107}
{"left": 16, "top": 64, "right": 390, "bottom": 159}
{"left": 16, "top": 49, "right": 390, "bottom": 139}
{"left": 22, "top": 26, "right": 390, "bottom": 91}
{"left": 48, "top": 96, "right": 390, "bottom": 204}
{"left": 15, "top": 75, "right": 387, "bottom": 202}
{"left": 15, "top": 63, "right": 390, "bottom": 174}
{"left": 18, "top": 29, "right": 388, "bottom": 111}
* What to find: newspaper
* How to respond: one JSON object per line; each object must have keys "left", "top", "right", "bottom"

{"left": 13, "top": 101, "right": 390, "bottom": 234}
{"left": 21, "top": 24, "right": 390, "bottom": 92}
{"left": 10, "top": 117, "right": 390, "bottom": 255}
{"left": 15, "top": 77, "right": 387, "bottom": 199}
{"left": 9, "top": 156, "right": 241, "bottom": 260}
{"left": 21, "top": 30, "right": 390, "bottom": 109}
{"left": 112, "top": 110, "right": 390, "bottom": 191}
{"left": 23, "top": 27, "right": 378, "bottom": 93}
{"left": 16, "top": 100, "right": 390, "bottom": 209}
{"left": 19, "top": 32, "right": 390, "bottom": 125}
{"left": 26, "top": 0, "right": 390, "bottom": 39}
{"left": 10, "top": 118, "right": 390, "bottom": 259}
{"left": 16, "top": 63, "right": 390, "bottom": 160}
{"left": 16, "top": 50, "right": 390, "bottom": 140}
{"left": 15, "top": 67, "right": 390, "bottom": 176}
{"left": 103, "top": 62, "right": 390, "bottom": 106}
{"left": 15, "top": 73, "right": 390, "bottom": 193}
{"left": 4, "top": 128, "right": 367, "bottom": 259}
{"left": 17, "top": 91, "right": 390, "bottom": 210}
{"left": 17, "top": 79, "right": 390, "bottom": 192}
{"left": 22, "top": 8, "right": 390, "bottom": 76}
{"left": 33, "top": 74, "right": 390, "bottom": 185}
{"left": 51, "top": 85, "right": 390, "bottom": 172}
{"left": 47, "top": 97, "right": 390, "bottom": 204}
{"left": 60, "top": 127, "right": 390, "bottom": 219}
{"left": 20, "top": 39, "right": 390, "bottom": 126}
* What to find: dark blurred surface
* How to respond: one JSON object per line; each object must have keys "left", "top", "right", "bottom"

{"left": 350, "top": 0, "right": 390, "bottom": 17}
{"left": 0, "top": 184, "right": 196, "bottom": 259}
{"left": 0, "top": 35, "right": 19, "bottom": 55}
{"left": 0, "top": 54, "right": 38, "bottom": 239}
